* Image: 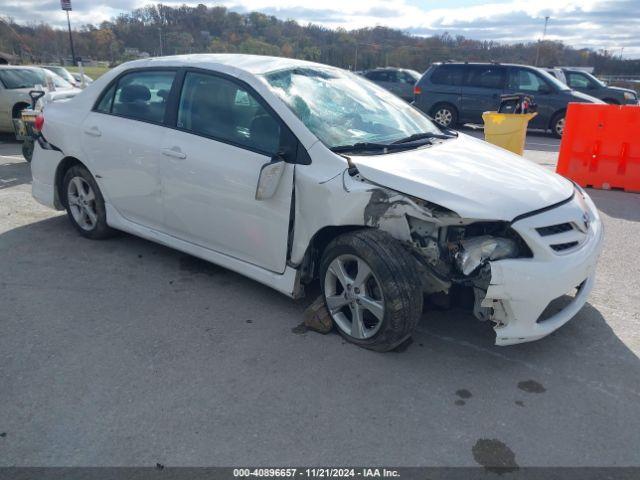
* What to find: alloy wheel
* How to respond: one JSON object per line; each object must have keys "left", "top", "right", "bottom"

{"left": 434, "top": 108, "right": 453, "bottom": 127}
{"left": 67, "top": 176, "right": 98, "bottom": 231}
{"left": 555, "top": 117, "right": 565, "bottom": 136}
{"left": 324, "top": 254, "right": 385, "bottom": 339}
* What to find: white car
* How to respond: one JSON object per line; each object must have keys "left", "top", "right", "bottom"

{"left": 0, "top": 66, "right": 80, "bottom": 134}
{"left": 31, "top": 54, "right": 603, "bottom": 351}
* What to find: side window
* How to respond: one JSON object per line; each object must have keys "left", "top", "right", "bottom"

{"left": 95, "top": 83, "right": 116, "bottom": 113}
{"left": 177, "top": 72, "right": 281, "bottom": 155}
{"left": 508, "top": 69, "right": 550, "bottom": 93}
{"left": 430, "top": 65, "right": 465, "bottom": 86}
{"left": 466, "top": 66, "right": 505, "bottom": 89}
{"left": 399, "top": 72, "right": 416, "bottom": 84}
{"left": 566, "top": 72, "right": 590, "bottom": 89}
{"left": 366, "top": 71, "right": 388, "bottom": 82}
{"left": 111, "top": 70, "right": 176, "bottom": 123}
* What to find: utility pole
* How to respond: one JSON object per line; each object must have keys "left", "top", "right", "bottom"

{"left": 158, "top": 3, "right": 164, "bottom": 56}
{"left": 60, "top": 0, "right": 76, "bottom": 65}
{"left": 354, "top": 44, "right": 358, "bottom": 71}
{"left": 534, "top": 16, "right": 550, "bottom": 67}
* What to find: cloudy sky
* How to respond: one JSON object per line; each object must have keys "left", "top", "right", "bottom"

{"left": 3, "top": 0, "right": 639, "bottom": 58}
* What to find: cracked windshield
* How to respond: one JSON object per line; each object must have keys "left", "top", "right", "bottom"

{"left": 264, "top": 67, "right": 441, "bottom": 149}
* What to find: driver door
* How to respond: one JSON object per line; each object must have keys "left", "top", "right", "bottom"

{"left": 565, "top": 71, "right": 599, "bottom": 96}
{"left": 505, "top": 67, "right": 554, "bottom": 129}
{"left": 160, "top": 70, "right": 295, "bottom": 274}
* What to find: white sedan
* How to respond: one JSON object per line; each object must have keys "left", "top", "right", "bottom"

{"left": 31, "top": 54, "right": 603, "bottom": 351}
{"left": 0, "top": 66, "right": 79, "bottom": 135}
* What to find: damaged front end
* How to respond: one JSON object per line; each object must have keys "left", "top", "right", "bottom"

{"left": 362, "top": 186, "right": 531, "bottom": 332}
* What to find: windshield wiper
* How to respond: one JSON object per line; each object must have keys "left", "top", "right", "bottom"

{"left": 330, "top": 142, "right": 407, "bottom": 154}
{"left": 391, "top": 132, "right": 456, "bottom": 144}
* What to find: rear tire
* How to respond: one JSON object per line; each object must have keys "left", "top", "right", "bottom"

{"left": 62, "top": 165, "right": 114, "bottom": 239}
{"left": 430, "top": 103, "right": 458, "bottom": 128}
{"left": 550, "top": 112, "right": 566, "bottom": 138}
{"left": 319, "top": 229, "right": 423, "bottom": 352}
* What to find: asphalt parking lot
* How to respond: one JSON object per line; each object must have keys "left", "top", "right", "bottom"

{"left": 1, "top": 132, "right": 639, "bottom": 468}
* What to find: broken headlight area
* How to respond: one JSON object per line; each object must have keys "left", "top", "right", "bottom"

{"left": 407, "top": 220, "right": 532, "bottom": 322}
{"left": 454, "top": 236, "right": 517, "bottom": 276}
{"left": 409, "top": 220, "right": 532, "bottom": 280}
{"left": 446, "top": 222, "right": 532, "bottom": 275}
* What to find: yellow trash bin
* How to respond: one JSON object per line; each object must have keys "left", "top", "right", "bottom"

{"left": 482, "top": 112, "right": 537, "bottom": 156}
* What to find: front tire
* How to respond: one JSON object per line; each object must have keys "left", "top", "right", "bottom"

{"left": 62, "top": 165, "right": 114, "bottom": 239}
{"left": 320, "top": 230, "right": 423, "bottom": 352}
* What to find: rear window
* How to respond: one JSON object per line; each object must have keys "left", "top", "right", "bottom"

{"left": 105, "top": 70, "right": 176, "bottom": 124}
{"left": 430, "top": 65, "right": 465, "bottom": 86}
{"left": 366, "top": 71, "right": 392, "bottom": 82}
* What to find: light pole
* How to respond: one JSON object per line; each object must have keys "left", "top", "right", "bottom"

{"left": 534, "top": 16, "right": 550, "bottom": 67}
{"left": 353, "top": 42, "right": 380, "bottom": 71}
{"left": 66, "top": 10, "right": 76, "bottom": 65}
{"left": 60, "top": 0, "right": 76, "bottom": 65}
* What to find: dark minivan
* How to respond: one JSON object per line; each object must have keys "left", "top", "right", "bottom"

{"left": 414, "top": 62, "right": 603, "bottom": 137}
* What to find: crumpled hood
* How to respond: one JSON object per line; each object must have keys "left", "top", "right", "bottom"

{"left": 352, "top": 133, "right": 574, "bottom": 221}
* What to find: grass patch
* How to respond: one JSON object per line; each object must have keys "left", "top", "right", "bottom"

{"left": 66, "top": 65, "right": 111, "bottom": 79}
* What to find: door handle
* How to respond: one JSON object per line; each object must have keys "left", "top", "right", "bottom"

{"left": 162, "top": 147, "right": 187, "bottom": 160}
{"left": 84, "top": 126, "right": 101, "bottom": 137}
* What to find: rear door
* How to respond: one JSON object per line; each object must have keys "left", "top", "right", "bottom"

{"left": 80, "top": 69, "right": 177, "bottom": 230}
{"left": 460, "top": 65, "right": 506, "bottom": 123}
{"left": 160, "top": 70, "right": 295, "bottom": 273}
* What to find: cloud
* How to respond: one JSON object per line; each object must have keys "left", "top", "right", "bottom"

{"left": 2, "top": 0, "right": 638, "bottom": 57}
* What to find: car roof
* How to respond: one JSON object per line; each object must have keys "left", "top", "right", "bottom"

{"left": 434, "top": 62, "right": 536, "bottom": 68}
{"left": 120, "top": 54, "right": 332, "bottom": 76}
{"left": 365, "top": 67, "right": 408, "bottom": 71}
{"left": 0, "top": 65, "right": 44, "bottom": 70}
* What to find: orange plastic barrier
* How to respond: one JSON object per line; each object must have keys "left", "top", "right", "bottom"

{"left": 556, "top": 103, "right": 640, "bottom": 193}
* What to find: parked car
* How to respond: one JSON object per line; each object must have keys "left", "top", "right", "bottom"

{"left": 0, "top": 65, "right": 79, "bottom": 135}
{"left": 544, "top": 67, "right": 638, "bottom": 105}
{"left": 42, "top": 65, "right": 79, "bottom": 87}
{"left": 31, "top": 54, "right": 603, "bottom": 351}
{"left": 360, "top": 67, "right": 421, "bottom": 102}
{"left": 414, "top": 62, "right": 604, "bottom": 137}
{"left": 71, "top": 71, "right": 94, "bottom": 85}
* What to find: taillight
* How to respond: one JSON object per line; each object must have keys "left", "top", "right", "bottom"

{"left": 34, "top": 114, "right": 44, "bottom": 132}
{"left": 413, "top": 86, "right": 422, "bottom": 96}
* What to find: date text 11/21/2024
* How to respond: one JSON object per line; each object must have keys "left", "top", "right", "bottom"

{"left": 233, "top": 468, "right": 400, "bottom": 478}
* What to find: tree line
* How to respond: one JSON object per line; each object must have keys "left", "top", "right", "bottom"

{"left": 1, "top": 3, "right": 638, "bottom": 75}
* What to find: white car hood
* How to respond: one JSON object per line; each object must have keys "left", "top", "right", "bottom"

{"left": 352, "top": 133, "right": 574, "bottom": 221}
